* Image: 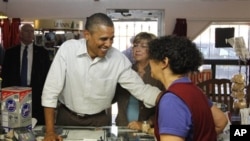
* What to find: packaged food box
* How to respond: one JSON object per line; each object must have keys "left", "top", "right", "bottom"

{"left": 1, "top": 86, "right": 32, "bottom": 132}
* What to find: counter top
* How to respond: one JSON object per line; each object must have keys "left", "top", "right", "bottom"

{"left": 33, "top": 126, "right": 155, "bottom": 141}
{"left": 32, "top": 125, "right": 231, "bottom": 141}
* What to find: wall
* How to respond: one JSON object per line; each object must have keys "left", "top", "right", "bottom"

{"left": 1, "top": 0, "right": 250, "bottom": 39}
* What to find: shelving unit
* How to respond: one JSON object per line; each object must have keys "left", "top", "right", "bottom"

{"left": 33, "top": 19, "right": 84, "bottom": 60}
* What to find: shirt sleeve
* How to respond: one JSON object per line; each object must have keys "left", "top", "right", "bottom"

{"left": 158, "top": 93, "right": 192, "bottom": 138}
{"left": 41, "top": 44, "right": 67, "bottom": 108}
{"left": 118, "top": 62, "right": 161, "bottom": 108}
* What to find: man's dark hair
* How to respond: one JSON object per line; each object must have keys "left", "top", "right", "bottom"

{"left": 85, "top": 13, "right": 114, "bottom": 33}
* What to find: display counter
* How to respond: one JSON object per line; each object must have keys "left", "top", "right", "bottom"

{"left": 33, "top": 125, "right": 155, "bottom": 141}
{"left": 2, "top": 125, "right": 230, "bottom": 141}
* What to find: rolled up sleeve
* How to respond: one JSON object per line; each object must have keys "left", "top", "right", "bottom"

{"left": 118, "top": 66, "right": 161, "bottom": 108}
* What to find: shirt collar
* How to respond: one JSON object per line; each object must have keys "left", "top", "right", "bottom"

{"left": 21, "top": 42, "right": 33, "bottom": 49}
{"left": 172, "top": 76, "right": 191, "bottom": 84}
{"left": 76, "top": 39, "right": 108, "bottom": 61}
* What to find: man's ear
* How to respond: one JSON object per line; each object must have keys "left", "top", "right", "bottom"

{"left": 83, "top": 30, "right": 90, "bottom": 40}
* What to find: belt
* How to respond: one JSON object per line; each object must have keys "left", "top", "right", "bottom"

{"left": 60, "top": 104, "right": 106, "bottom": 118}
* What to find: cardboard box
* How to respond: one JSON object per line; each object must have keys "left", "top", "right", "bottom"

{"left": 1, "top": 86, "right": 32, "bottom": 131}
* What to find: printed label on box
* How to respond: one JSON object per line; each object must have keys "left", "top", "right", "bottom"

{"left": 1, "top": 86, "right": 32, "bottom": 131}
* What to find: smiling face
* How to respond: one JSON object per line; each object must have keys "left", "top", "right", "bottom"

{"left": 84, "top": 24, "right": 114, "bottom": 59}
{"left": 132, "top": 39, "right": 149, "bottom": 63}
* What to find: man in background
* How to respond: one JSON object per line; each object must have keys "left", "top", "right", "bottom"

{"left": 2, "top": 24, "right": 51, "bottom": 125}
{"left": 0, "top": 44, "right": 4, "bottom": 76}
{"left": 122, "top": 36, "right": 135, "bottom": 64}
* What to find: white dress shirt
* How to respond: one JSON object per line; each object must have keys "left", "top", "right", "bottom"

{"left": 42, "top": 39, "right": 160, "bottom": 114}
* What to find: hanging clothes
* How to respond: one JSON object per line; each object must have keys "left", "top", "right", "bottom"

{"left": 0, "top": 18, "right": 21, "bottom": 49}
{"left": 172, "top": 18, "right": 187, "bottom": 37}
{"left": 1, "top": 18, "right": 11, "bottom": 49}
{"left": 10, "top": 18, "right": 21, "bottom": 47}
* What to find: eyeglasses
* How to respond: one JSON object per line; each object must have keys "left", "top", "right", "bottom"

{"left": 133, "top": 43, "right": 148, "bottom": 49}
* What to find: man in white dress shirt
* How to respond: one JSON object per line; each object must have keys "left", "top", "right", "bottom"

{"left": 41, "top": 13, "right": 161, "bottom": 141}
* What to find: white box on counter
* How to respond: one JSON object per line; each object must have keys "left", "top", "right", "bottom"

{"left": 1, "top": 86, "right": 32, "bottom": 132}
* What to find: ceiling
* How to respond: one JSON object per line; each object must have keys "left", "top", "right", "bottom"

{"left": 1, "top": 0, "right": 250, "bottom": 20}
{"left": 1, "top": 0, "right": 250, "bottom": 38}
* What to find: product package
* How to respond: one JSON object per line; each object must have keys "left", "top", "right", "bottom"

{"left": 1, "top": 86, "right": 32, "bottom": 132}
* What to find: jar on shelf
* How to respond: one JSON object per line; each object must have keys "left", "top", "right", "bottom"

{"left": 142, "top": 121, "right": 150, "bottom": 133}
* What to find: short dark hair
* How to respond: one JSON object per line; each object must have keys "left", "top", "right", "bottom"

{"left": 85, "top": 13, "right": 114, "bottom": 33}
{"left": 148, "top": 35, "right": 204, "bottom": 74}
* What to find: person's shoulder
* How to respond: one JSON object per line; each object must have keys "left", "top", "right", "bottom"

{"left": 109, "top": 47, "right": 120, "bottom": 52}
{"left": 109, "top": 47, "right": 124, "bottom": 55}
{"left": 34, "top": 44, "right": 46, "bottom": 49}
{"left": 106, "top": 48, "right": 132, "bottom": 67}
{"left": 5, "top": 44, "right": 20, "bottom": 52}
{"left": 107, "top": 47, "right": 125, "bottom": 59}
{"left": 161, "top": 92, "right": 181, "bottom": 103}
{"left": 122, "top": 47, "right": 132, "bottom": 54}
{"left": 64, "top": 38, "right": 84, "bottom": 45}
{"left": 60, "top": 39, "right": 85, "bottom": 49}
{"left": 56, "top": 39, "right": 86, "bottom": 57}
{"left": 34, "top": 45, "right": 49, "bottom": 52}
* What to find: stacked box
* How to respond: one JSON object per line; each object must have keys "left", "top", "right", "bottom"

{"left": 1, "top": 86, "right": 32, "bottom": 131}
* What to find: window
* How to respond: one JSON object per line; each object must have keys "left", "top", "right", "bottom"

{"left": 194, "top": 23, "right": 249, "bottom": 60}
{"left": 193, "top": 23, "right": 250, "bottom": 81}
{"left": 112, "top": 21, "right": 158, "bottom": 51}
{"left": 107, "top": 9, "right": 164, "bottom": 51}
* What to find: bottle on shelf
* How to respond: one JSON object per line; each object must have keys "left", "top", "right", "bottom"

{"left": 142, "top": 121, "right": 150, "bottom": 133}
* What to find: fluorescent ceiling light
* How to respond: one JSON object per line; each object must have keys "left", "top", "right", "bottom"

{"left": 0, "top": 11, "right": 7, "bottom": 19}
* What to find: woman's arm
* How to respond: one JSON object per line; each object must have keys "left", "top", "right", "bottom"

{"left": 211, "top": 105, "right": 228, "bottom": 134}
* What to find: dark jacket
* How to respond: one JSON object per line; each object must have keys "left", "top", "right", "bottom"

{"left": 0, "top": 44, "right": 5, "bottom": 77}
{"left": 114, "top": 64, "right": 164, "bottom": 126}
{"left": 2, "top": 44, "right": 51, "bottom": 125}
{"left": 0, "top": 44, "right": 4, "bottom": 66}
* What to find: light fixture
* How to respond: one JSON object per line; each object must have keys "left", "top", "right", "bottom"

{"left": 0, "top": 11, "right": 8, "bottom": 19}
{"left": 115, "top": 9, "right": 132, "bottom": 17}
{"left": 0, "top": 0, "right": 8, "bottom": 19}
